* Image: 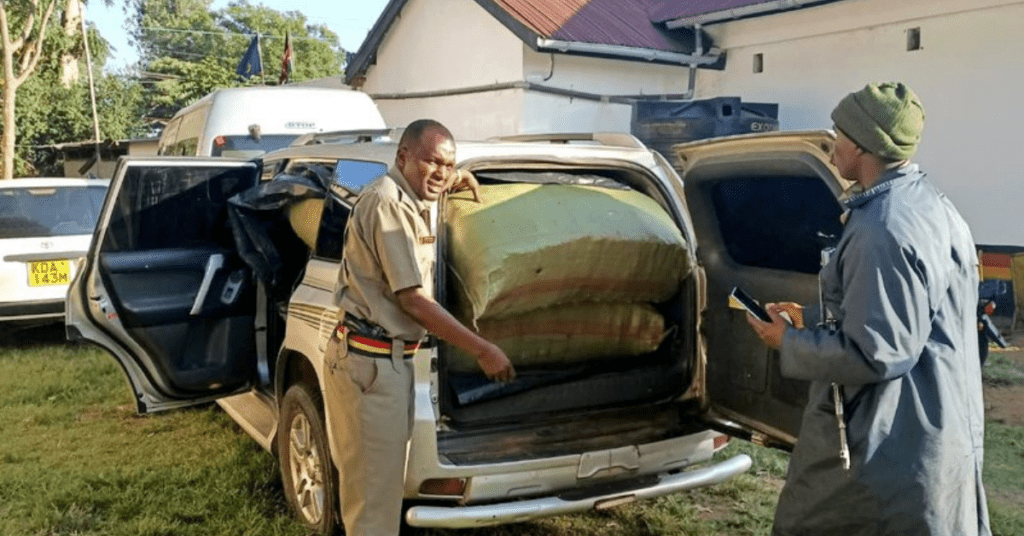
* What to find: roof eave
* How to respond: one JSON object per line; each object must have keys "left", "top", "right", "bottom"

{"left": 664, "top": 0, "right": 843, "bottom": 28}
{"left": 535, "top": 38, "right": 723, "bottom": 69}
{"left": 344, "top": 0, "right": 411, "bottom": 86}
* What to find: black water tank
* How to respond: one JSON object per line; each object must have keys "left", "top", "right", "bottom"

{"left": 631, "top": 97, "right": 779, "bottom": 163}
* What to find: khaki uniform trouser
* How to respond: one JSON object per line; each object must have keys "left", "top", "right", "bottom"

{"left": 324, "top": 335, "right": 415, "bottom": 536}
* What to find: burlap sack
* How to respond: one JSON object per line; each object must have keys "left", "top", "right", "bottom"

{"left": 447, "top": 302, "right": 667, "bottom": 373}
{"left": 445, "top": 183, "right": 689, "bottom": 322}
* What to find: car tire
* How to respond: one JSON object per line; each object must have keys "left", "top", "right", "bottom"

{"left": 278, "top": 383, "right": 339, "bottom": 535}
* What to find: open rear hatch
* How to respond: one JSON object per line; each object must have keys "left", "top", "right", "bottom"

{"left": 434, "top": 164, "right": 703, "bottom": 461}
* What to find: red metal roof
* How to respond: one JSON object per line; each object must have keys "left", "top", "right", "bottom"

{"left": 491, "top": 0, "right": 589, "bottom": 37}
{"left": 347, "top": 0, "right": 774, "bottom": 85}
{"left": 491, "top": 0, "right": 686, "bottom": 51}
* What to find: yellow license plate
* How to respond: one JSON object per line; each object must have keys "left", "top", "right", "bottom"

{"left": 28, "top": 259, "right": 71, "bottom": 287}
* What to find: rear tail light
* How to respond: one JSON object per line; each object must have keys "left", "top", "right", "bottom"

{"left": 713, "top": 434, "right": 731, "bottom": 450}
{"left": 214, "top": 135, "right": 226, "bottom": 148}
{"left": 418, "top": 478, "right": 467, "bottom": 497}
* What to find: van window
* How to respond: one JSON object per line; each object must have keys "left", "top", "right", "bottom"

{"left": 211, "top": 135, "right": 300, "bottom": 158}
{"left": 157, "top": 118, "right": 181, "bottom": 156}
{"left": 172, "top": 138, "right": 198, "bottom": 156}
{"left": 711, "top": 176, "right": 843, "bottom": 274}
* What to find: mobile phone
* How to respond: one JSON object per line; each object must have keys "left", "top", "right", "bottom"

{"left": 729, "top": 286, "right": 772, "bottom": 323}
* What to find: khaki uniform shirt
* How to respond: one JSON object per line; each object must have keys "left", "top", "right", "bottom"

{"left": 335, "top": 167, "right": 436, "bottom": 341}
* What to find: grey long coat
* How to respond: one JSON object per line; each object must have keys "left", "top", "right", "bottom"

{"left": 773, "top": 164, "right": 990, "bottom": 536}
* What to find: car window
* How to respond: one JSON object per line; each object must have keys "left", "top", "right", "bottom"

{"left": 334, "top": 160, "right": 387, "bottom": 193}
{"left": 711, "top": 176, "right": 843, "bottom": 274}
{"left": 102, "top": 166, "right": 252, "bottom": 252}
{"left": 211, "top": 134, "right": 300, "bottom": 158}
{"left": 0, "top": 185, "right": 107, "bottom": 239}
{"left": 312, "top": 160, "right": 387, "bottom": 261}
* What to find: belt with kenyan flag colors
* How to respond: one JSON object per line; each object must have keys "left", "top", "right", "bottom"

{"left": 337, "top": 314, "right": 420, "bottom": 359}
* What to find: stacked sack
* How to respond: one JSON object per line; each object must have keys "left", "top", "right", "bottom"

{"left": 445, "top": 182, "right": 690, "bottom": 373}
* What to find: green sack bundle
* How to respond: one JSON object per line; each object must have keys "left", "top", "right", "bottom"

{"left": 447, "top": 302, "right": 667, "bottom": 373}
{"left": 445, "top": 183, "right": 690, "bottom": 323}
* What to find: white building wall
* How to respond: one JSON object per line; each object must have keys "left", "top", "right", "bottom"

{"left": 360, "top": 0, "right": 695, "bottom": 139}
{"left": 697, "top": 0, "right": 1024, "bottom": 246}
{"left": 361, "top": 0, "right": 526, "bottom": 137}
{"left": 519, "top": 48, "right": 692, "bottom": 134}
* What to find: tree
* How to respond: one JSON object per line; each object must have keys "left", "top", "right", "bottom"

{"left": 1, "top": 0, "right": 60, "bottom": 179}
{"left": 58, "top": 0, "right": 81, "bottom": 85}
{"left": 1, "top": 0, "right": 146, "bottom": 177}
{"left": 129, "top": 0, "right": 347, "bottom": 122}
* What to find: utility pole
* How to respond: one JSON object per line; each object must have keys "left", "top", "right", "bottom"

{"left": 80, "top": 0, "right": 101, "bottom": 174}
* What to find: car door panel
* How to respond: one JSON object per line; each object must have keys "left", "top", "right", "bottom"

{"left": 68, "top": 158, "right": 261, "bottom": 411}
{"left": 673, "top": 132, "right": 847, "bottom": 448}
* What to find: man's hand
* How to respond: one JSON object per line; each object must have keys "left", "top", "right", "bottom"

{"left": 396, "top": 286, "right": 514, "bottom": 382}
{"left": 476, "top": 342, "right": 516, "bottom": 383}
{"left": 745, "top": 303, "right": 801, "bottom": 351}
{"left": 772, "top": 302, "right": 804, "bottom": 328}
{"left": 446, "top": 169, "right": 481, "bottom": 202}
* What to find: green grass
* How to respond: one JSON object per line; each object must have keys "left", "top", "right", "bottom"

{"left": 0, "top": 331, "right": 305, "bottom": 536}
{"left": 983, "top": 352, "right": 1024, "bottom": 386}
{"left": 983, "top": 421, "right": 1024, "bottom": 535}
{"left": 0, "top": 327, "right": 1021, "bottom": 535}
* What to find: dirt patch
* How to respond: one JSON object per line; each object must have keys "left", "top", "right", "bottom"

{"left": 983, "top": 333, "right": 1024, "bottom": 426}
{"left": 984, "top": 384, "right": 1024, "bottom": 427}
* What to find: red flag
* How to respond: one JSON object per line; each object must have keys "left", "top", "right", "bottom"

{"left": 279, "top": 31, "right": 293, "bottom": 84}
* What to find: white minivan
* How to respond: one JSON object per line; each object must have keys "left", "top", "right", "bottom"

{"left": 157, "top": 86, "right": 386, "bottom": 158}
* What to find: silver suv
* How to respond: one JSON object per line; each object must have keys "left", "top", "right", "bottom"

{"left": 67, "top": 130, "right": 849, "bottom": 532}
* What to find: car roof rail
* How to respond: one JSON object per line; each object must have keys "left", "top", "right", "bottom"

{"left": 489, "top": 132, "right": 647, "bottom": 150}
{"left": 291, "top": 128, "right": 396, "bottom": 147}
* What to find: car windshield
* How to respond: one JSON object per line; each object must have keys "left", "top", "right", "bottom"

{"left": 211, "top": 134, "right": 300, "bottom": 158}
{"left": 0, "top": 185, "right": 107, "bottom": 239}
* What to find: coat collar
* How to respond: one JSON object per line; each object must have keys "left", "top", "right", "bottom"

{"left": 843, "top": 163, "right": 921, "bottom": 210}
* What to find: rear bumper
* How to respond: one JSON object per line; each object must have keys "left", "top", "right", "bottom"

{"left": 405, "top": 453, "right": 752, "bottom": 528}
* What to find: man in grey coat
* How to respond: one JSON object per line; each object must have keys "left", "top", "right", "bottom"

{"left": 746, "top": 82, "right": 990, "bottom": 535}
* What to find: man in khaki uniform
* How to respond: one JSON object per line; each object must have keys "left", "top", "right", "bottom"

{"left": 325, "top": 119, "right": 515, "bottom": 536}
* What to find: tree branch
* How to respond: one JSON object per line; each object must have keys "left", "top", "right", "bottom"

{"left": 14, "top": 0, "right": 58, "bottom": 86}
{"left": 13, "top": 0, "right": 39, "bottom": 51}
{"left": 0, "top": 1, "right": 12, "bottom": 57}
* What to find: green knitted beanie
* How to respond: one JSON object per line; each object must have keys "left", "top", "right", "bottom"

{"left": 830, "top": 82, "right": 925, "bottom": 160}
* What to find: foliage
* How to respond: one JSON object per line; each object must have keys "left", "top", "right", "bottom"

{"left": 0, "top": 1, "right": 147, "bottom": 177}
{"left": 0, "top": 0, "right": 62, "bottom": 178}
{"left": 129, "top": 0, "right": 347, "bottom": 120}
{"left": 12, "top": 25, "right": 146, "bottom": 176}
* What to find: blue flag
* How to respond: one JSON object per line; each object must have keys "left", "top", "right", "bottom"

{"left": 236, "top": 34, "right": 263, "bottom": 79}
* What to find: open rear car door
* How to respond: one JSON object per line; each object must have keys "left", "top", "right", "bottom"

{"left": 673, "top": 131, "right": 850, "bottom": 449}
{"left": 67, "top": 157, "right": 262, "bottom": 412}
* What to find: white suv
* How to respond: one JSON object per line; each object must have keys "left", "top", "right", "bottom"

{"left": 1, "top": 177, "right": 108, "bottom": 332}
{"left": 67, "top": 130, "right": 849, "bottom": 533}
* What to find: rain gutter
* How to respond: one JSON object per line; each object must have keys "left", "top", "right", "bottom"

{"left": 535, "top": 38, "right": 720, "bottom": 67}
{"left": 367, "top": 81, "right": 694, "bottom": 105}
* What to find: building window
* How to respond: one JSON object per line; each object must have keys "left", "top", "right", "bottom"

{"left": 907, "top": 27, "right": 922, "bottom": 51}
{"left": 753, "top": 53, "right": 764, "bottom": 73}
